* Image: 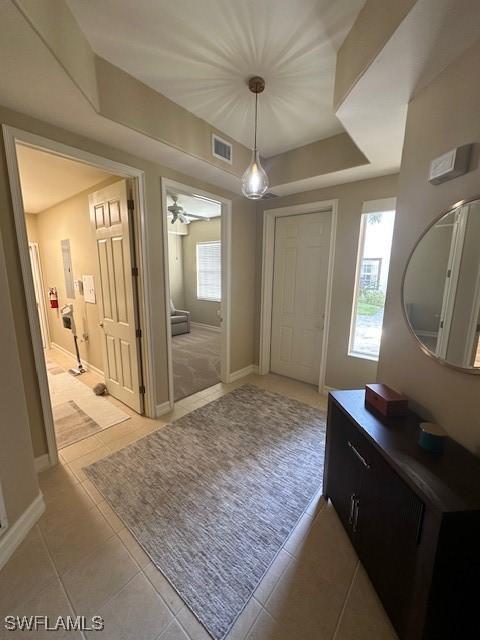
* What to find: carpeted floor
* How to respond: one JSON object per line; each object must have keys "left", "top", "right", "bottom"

{"left": 172, "top": 326, "right": 220, "bottom": 400}
{"left": 47, "top": 363, "right": 130, "bottom": 448}
{"left": 85, "top": 384, "right": 326, "bottom": 640}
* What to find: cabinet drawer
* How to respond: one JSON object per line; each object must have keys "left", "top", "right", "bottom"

{"left": 325, "top": 401, "right": 424, "bottom": 637}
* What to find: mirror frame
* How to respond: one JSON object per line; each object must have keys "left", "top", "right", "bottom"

{"left": 401, "top": 194, "right": 480, "bottom": 375}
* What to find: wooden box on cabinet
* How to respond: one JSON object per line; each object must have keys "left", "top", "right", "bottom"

{"left": 323, "top": 390, "right": 480, "bottom": 640}
{"left": 365, "top": 383, "right": 408, "bottom": 417}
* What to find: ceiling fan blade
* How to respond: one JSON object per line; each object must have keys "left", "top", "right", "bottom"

{"left": 182, "top": 211, "right": 205, "bottom": 220}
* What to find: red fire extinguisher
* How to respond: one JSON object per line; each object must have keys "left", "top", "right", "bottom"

{"left": 49, "top": 287, "right": 58, "bottom": 309}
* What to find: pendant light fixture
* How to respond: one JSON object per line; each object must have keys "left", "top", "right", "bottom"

{"left": 242, "top": 76, "right": 269, "bottom": 199}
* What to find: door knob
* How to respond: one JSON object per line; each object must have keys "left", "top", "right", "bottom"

{"left": 99, "top": 322, "right": 104, "bottom": 328}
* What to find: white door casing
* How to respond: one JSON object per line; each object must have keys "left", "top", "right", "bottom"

{"left": 89, "top": 179, "right": 143, "bottom": 413}
{"left": 4, "top": 124, "right": 156, "bottom": 471}
{"left": 270, "top": 212, "right": 332, "bottom": 385}
{"left": 28, "top": 242, "right": 49, "bottom": 349}
{"left": 160, "top": 177, "right": 232, "bottom": 406}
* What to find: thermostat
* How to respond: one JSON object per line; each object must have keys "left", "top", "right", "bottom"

{"left": 429, "top": 144, "right": 471, "bottom": 184}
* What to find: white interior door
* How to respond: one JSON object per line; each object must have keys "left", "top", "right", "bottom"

{"left": 89, "top": 179, "right": 143, "bottom": 413}
{"left": 28, "top": 242, "right": 49, "bottom": 349}
{"left": 270, "top": 211, "right": 332, "bottom": 384}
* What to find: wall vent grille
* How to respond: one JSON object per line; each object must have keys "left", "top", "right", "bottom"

{"left": 212, "top": 135, "right": 233, "bottom": 164}
{"left": 262, "top": 192, "right": 278, "bottom": 200}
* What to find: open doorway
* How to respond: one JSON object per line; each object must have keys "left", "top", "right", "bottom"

{"left": 18, "top": 144, "right": 143, "bottom": 449}
{"left": 162, "top": 179, "right": 231, "bottom": 404}
{"left": 4, "top": 126, "right": 155, "bottom": 466}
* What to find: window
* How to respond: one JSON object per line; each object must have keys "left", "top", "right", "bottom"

{"left": 196, "top": 241, "right": 221, "bottom": 302}
{"left": 349, "top": 207, "right": 396, "bottom": 360}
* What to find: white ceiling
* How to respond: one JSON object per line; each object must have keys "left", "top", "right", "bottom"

{"left": 0, "top": 1, "right": 243, "bottom": 197}
{"left": 166, "top": 192, "right": 221, "bottom": 219}
{"left": 16, "top": 144, "right": 113, "bottom": 213}
{"left": 336, "top": 0, "right": 480, "bottom": 180}
{"left": 67, "top": 0, "right": 365, "bottom": 157}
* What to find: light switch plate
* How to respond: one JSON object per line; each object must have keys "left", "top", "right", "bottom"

{"left": 82, "top": 275, "right": 96, "bottom": 304}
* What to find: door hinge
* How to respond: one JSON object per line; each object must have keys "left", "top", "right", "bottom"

{"left": 135, "top": 328, "right": 142, "bottom": 338}
{"left": 440, "top": 320, "right": 444, "bottom": 329}
{"left": 127, "top": 198, "right": 135, "bottom": 211}
{"left": 131, "top": 266, "right": 139, "bottom": 277}
{"left": 447, "top": 268, "right": 452, "bottom": 278}
{"left": 139, "top": 384, "right": 146, "bottom": 395}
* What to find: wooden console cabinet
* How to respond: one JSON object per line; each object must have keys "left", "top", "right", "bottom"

{"left": 323, "top": 390, "right": 480, "bottom": 639}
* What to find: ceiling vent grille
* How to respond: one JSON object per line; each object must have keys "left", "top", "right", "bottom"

{"left": 212, "top": 135, "right": 232, "bottom": 164}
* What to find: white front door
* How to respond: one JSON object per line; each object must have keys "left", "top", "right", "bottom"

{"left": 270, "top": 211, "right": 332, "bottom": 384}
{"left": 89, "top": 179, "right": 143, "bottom": 413}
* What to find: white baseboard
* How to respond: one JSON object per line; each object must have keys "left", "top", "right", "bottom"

{"left": 190, "top": 322, "right": 221, "bottom": 333}
{"left": 156, "top": 400, "right": 173, "bottom": 418}
{"left": 322, "top": 385, "right": 337, "bottom": 395}
{"left": 0, "top": 493, "right": 45, "bottom": 570}
{"left": 227, "top": 364, "right": 259, "bottom": 383}
{"left": 34, "top": 454, "right": 51, "bottom": 474}
{"left": 51, "top": 342, "right": 104, "bottom": 377}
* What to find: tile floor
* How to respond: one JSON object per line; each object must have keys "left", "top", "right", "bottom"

{"left": 0, "top": 351, "right": 397, "bottom": 640}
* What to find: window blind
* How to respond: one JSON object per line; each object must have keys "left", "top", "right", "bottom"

{"left": 196, "top": 241, "right": 221, "bottom": 302}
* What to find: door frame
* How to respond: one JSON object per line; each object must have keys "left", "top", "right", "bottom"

{"left": 436, "top": 205, "right": 467, "bottom": 359}
{"left": 2, "top": 125, "right": 157, "bottom": 469}
{"left": 259, "top": 200, "right": 338, "bottom": 393}
{"left": 28, "top": 241, "right": 50, "bottom": 349}
{"left": 161, "top": 178, "right": 231, "bottom": 408}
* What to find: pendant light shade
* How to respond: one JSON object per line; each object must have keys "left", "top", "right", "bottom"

{"left": 242, "top": 149, "right": 269, "bottom": 199}
{"left": 242, "top": 76, "right": 269, "bottom": 199}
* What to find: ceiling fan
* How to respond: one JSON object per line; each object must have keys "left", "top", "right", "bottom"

{"left": 167, "top": 195, "right": 206, "bottom": 224}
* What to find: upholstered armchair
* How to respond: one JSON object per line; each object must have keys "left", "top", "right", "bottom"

{"left": 170, "top": 300, "right": 191, "bottom": 336}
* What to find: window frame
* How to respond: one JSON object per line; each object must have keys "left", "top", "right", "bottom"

{"left": 348, "top": 209, "right": 395, "bottom": 362}
{"left": 196, "top": 240, "right": 221, "bottom": 302}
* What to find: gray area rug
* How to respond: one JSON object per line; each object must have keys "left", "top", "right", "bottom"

{"left": 85, "top": 384, "right": 326, "bottom": 640}
{"left": 53, "top": 400, "right": 101, "bottom": 449}
{"left": 172, "top": 326, "right": 220, "bottom": 400}
{"left": 47, "top": 367, "right": 130, "bottom": 449}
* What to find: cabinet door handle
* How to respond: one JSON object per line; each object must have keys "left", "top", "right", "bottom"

{"left": 353, "top": 497, "right": 360, "bottom": 532}
{"left": 348, "top": 441, "right": 370, "bottom": 469}
{"left": 348, "top": 493, "right": 356, "bottom": 525}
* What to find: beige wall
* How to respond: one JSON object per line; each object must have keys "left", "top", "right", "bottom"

{"left": 267, "top": 133, "right": 368, "bottom": 187}
{"left": 26, "top": 178, "right": 118, "bottom": 371}
{"left": 378, "top": 39, "right": 480, "bottom": 455}
{"left": 182, "top": 218, "right": 221, "bottom": 327}
{"left": 259, "top": 174, "right": 399, "bottom": 389}
{"left": 25, "top": 212, "right": 38, "bottom": 242}
{"left": 0, "top": 104, "right": 257, "bottom": 460}
{"left": 334, "top": 0, "right": 416, "bottom": 108}
{"left": 0, "top": 223, "right": 39, "bottom": 531}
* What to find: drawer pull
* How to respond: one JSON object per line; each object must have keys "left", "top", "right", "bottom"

{"left": 349, "top": 493, "right": 356, "bottom": 525}
{"left": 353, "top": 497, "right": 360, "bottom": 532}
{"left": 347, "top": 441, "right": 370, "bottom": 469}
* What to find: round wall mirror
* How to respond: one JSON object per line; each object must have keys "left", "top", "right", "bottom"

{"left": 403, "top": 197, "right": 480, "bottom": 373}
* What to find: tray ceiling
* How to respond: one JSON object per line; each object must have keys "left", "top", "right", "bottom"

{"left": 67, "top": 0, "right": 365, "bottom": 157}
